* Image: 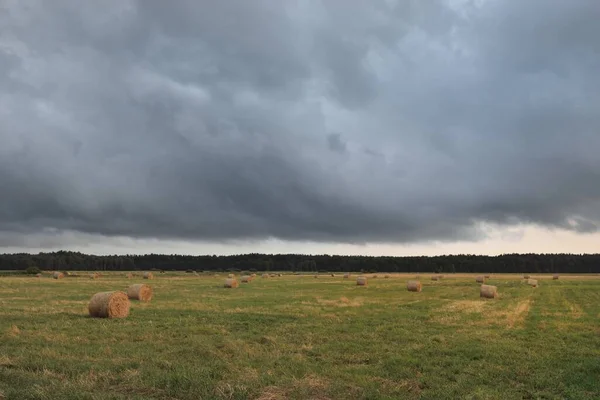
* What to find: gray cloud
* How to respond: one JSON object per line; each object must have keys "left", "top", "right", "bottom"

{"left": 1, "top": 0, "right": 600, "bottom": 247}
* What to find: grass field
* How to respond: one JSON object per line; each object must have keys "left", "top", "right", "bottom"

{"left": 1, "top": 273, "right": 599, "bottom": 400}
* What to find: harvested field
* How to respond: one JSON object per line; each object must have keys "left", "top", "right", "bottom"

{"left": 0, "top": 273, "right": 599, "bottom": 399}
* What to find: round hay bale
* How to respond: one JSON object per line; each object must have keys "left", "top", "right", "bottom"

{"left": 314, "top": 275, "right": 318, "bottom": 278}
{"left": 407, "top": 280, "right": 422, "bottom": 292}
{"left": 241, "top": 275, "right": 252, "bottom": 283}
{"left": 343, "top": 273, "right": 350, "bottom": 279}
{"left": 88, "top": 291, "right": 130, "bottom": 318}
{"left": 527, "top": 279, "right": 538, "bottom": 287}
{"left": 228, "top": 273, "right": 234, "bottom": 278}
{"left": 372, "top": 275, "right": 378, "bottom": 278}
{"left": 90, "top": 273, "right": 100, "bottom": 280}
{"left": 552, "top": 274, "right": 559, "bottom": 280}
{"left": 480, "top": 284, "right": 497, "bottom": 298}
{"left": 251, "top": 273, "right": 257, "bottom": 278}
{"left": 431, "top": 275, "right": 439, "bottom": 281}
{"left": 142, "top": 272, "right": 154, "bottom": 280}
{"left": 262, "top": 274, "right": 269, "bottom": 278}
{"left": 330, "top": 274, "right": 335, "bottom": 277}
{"left": 384, "top": 275, "right": 390, "bottom": 278}
{"left": 127, "top": 284, "right": 153, "bottom": 301}
{"left": 126, "top": 273, "right": 133, "bottom": 279}
{"left": 53, "top": 272, "right": 64, "bottom": 279}
{"left": 35, "top": 273, "right": 42, "bottom": 278}
{"left": 356, "top": 276, "right": 368, "bottom": 286}
{"left": 484, "top": 275, "right": 490, "bottom": 279}
{"left": 277, "top": 273, "right": 282, "bottom": 277}
{"left": 224, "top": 278, "right": 239, "bottom": 288}
{"left": 523, "top": 275, "right": 530, "bottom": 279}
{"left": 475, "top": 275, "right": 485, "bottom": 284}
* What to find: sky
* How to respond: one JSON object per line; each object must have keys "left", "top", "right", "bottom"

{"left": 1, "top": 0, "right": 600, "bottom": 256}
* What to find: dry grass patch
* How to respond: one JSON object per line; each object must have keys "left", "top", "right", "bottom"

{"left": 442, "top": 300, "right": 487, "bottom": 314}
{"left": 315, "top": 296, "right": 364, "bottom": 307}
{"left": 507, "top": 299, "right": 531, "bottom": 328}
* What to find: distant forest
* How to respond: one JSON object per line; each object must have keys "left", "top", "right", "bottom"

{"left": 0, "top": 251, "right": 599, "bottom": 274}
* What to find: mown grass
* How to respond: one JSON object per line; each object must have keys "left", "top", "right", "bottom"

{"left": 1, "top": 273, "right": 599, "bottom": 399}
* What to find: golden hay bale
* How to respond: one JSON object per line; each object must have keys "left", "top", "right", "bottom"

{"left": 523, "top": 275, "right": 530, "bottom": 279}
{"left": 484, "top": 275, "right": 490, "bottom": 279}
{"left": 314, "top": 275, "right": 318, "bottom": 278}
{"left": 372, "top": 275, "right": 378, "bottom": 278}
{"left": 143, "top": 272, "right": 154, "bottom": 280}
{"left": 331, "top": 274, "right": 335, "bottom": 277}
{"left": 251, "top": 273, "right": 257, "bottom": 277}
{"left": 407, "top": 280, "right": 422, "bottom": 292}
{"left": 126, "top": 273, "right": 133, "bottom": 278}
{"left": 262, "top": 274, "right": 269, "bottom": 278}
{"left": 277, "top": 273, "right": 282, "bottom": 277}
{"left": 527, "top": 279, "right": 538, "bottom": 287}
{"left": 228, "top": 273, "right": 234, "bottom": 278}
{"left": 224, "top": 278, "right": 239, "bottom": 288}
{"left": 127, "top": 284, "right": 153, "bottom": 301}
{"left": 431, "top": 275, "right": 440, "bottom": 281}
{"left": 356, "top": 276, "right": 368, "bottom": 286}
{"left": 35, "top": 273, "right": 42, "bottom": 278}
{"left": 384, "top": 275, "right": 390, "bottom": 278}
{"left": 88, "top": 291, "right": 130, "bottom": 318}
{"left": 475, "top": 275, "right": 485, "bottom": 283}
{"left": 53, "top": 272, "right": 64, "bottom": 279}
{"left": 480, "top": 284, "right": 497, "bottom": 299}
{"left": 553, "top": 274, "right": 559, "bottom": 280}
{"left": 343, "top": 273, "right": 350, "bottom": 279}
{"left": 241, "top": 275, "right": 252, "bottom": 283}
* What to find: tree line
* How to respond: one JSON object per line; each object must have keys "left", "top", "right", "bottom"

{"left": 0, "top": 250, "right": 599, "bottom": 274}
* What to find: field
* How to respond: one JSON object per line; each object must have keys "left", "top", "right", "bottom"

{"left": 1, "top": 273, "right": 599, "bottom": 400}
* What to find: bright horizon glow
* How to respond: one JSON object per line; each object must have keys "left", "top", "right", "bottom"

{"left": 1, "top": 224, "right": 598, "bottom": 256}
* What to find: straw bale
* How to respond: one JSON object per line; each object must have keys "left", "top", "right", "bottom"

{"left": 88, "top": 291, "right": 130, "bottom": 318}
{"left": 407, "top": 280, "right": 422, "bottom": 292}
{"left": 224, "top": 278, "right": 239, "bottom": 288}
{"left": 480, "top": 284, "right": 497, "bottom": 298}
{"left": 127, "top": 284, "right": 153, "bottom": 301}
{"left": 356, "top": 276, "right": 368, "bottom": 286}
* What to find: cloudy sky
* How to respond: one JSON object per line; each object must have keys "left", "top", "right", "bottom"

{"left": 1, "top": 0, "right": 599, "bottom": 256}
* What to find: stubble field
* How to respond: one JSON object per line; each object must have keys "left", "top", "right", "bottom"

{"left": 1, "top": 272, "right": 599, "bottom": 400}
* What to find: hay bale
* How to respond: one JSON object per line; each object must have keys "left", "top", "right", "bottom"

{"left": 126, "top": 273, "right": 133, "bottom": 279}
{"left": 475, "top": 275, "right": 485, "bottom": 283}
{"left": 224, "top": 278, "right": 239, "bottom": 288}
{"left": 330, "top": 274, "right": 335, "bottom": 277}
{"left": 89, "top": 273, "right": 99, "bottom": 280}
{"left": 142, "top": 272, "right": 154, "bottom": 280}
{"left": 35, "top": 273, "right": 42, "bottom": 278}
{"left": 372, "top": 275, "right": 378, "bottom": 278}
{"left": 53, "top": 272, "right": 64, "bottom": 279}
{"left": 480, "top": 284, "right": 497, "bottom": 299}
{"left": 484, "top": 275, "right": 490, "bottom": 279}
{"left": 356, "top": 276, "right": 368, "bottom": 286}
{"left": 241, "top": 275, "right": 252, "bottom": 283}
{"left": 262, "top": 273, "right": 269, "bottom": 278}
{"left": 553, "top": 274, "right": 559, "bottom": 280}
{"left": 407, "top": 280, "right": 422, "bottom": 292}
{"left": 431, "top": 275, "right": 439, "bottom": 281}
{"left": 88, "top": 291, "right": 130, "bottom": 318}
{"left": 228, "top": 273, "right": 234, "bottom": 278}
{"left": 314, "top": 275, "right": 318, "bottom": 278}
{"left": 127, "top": 284, "right": 153, "bottom": 301}
{"left": 384, "top": 275, "right": 390, "bottom": 278}
{"left": 251, "top": 273, "right": 257, "bottom": 278}
{"left": 523, "top": 275, "right": 530, "bottom": 279}
{"left": 527, "top": 279, "right": 538, "bottom": 287}
{"left": 343, "top": 273, "right": 350, "bottom": 279}
{"left": 277, "top": 273, "right": 282, "bottom": 277}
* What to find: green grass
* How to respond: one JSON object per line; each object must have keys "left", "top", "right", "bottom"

{"left": 1, "top": 273, "right": 599, "bottom": 400}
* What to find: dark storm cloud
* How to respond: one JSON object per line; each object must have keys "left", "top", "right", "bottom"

{"left": 1, "top": 0, "right": 600, "bottom": 246}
